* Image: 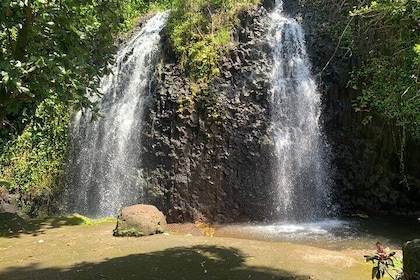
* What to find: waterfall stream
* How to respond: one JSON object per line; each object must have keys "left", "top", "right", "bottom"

{"left": 62, "top": 12, "right": 169, "bottom": 218}
{"left": 269, "top": 2, "right": 331, "bottom": 221}
{"left": 61, "top": 4, "right": 331, "bottom": 221}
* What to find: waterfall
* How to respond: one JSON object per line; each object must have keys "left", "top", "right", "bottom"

{"left": 268, "top": 2, "right": 331, "bottom": 221}
{"left": 62, "top": 12, "right": 169, "bottom": 218}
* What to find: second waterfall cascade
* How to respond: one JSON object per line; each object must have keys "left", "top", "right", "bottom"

{"left": 62, "top": 12, "right": 169, "bottom": 218}
{"left": 269, "top": 1, "right": 331, "bottom": 221}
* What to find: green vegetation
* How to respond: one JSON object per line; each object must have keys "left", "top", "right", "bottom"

{"left": 113, "top": 227, "right": 145, "bottom": 237}
{"left": 43, "top": 213, "right": 116, "bottom": 226}
{"left": 166, "top": 0, "right": 258, "bottom": 122}
{"left": 166, "top": 0, "right": 258, "bottom": 82}
{"left": 350, "top": 0, "right": 419, "bottom": 186}
{"left": 309, "top": 0, "right": 419, "bottom": 187}
{"left": 364, "top": 241, "right": 402, "bottom": 279}
{"left": 0, "top": 0, "right": 170, "bottom": 217}
{"left": 0, "top": 96, "right": 70, "bottom": 215}
{"left": 0, "top": 0, "right": 170, "bottom": 129}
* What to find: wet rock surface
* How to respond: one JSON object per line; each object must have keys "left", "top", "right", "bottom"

{"left": 140, "top": 1, "right": 419, "bottom": 223}
{"left": 142, "top": 6, "right": 275, "bottom": 223}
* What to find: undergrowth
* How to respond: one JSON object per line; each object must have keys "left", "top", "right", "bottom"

{"left": 0, "top": 96, "right": 70, "bottom": 217}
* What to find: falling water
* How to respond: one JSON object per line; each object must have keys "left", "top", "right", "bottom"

{"left": 269, "top": 2, "right": 331, "bottom": 221}
{"left": 62, "top": 12, "right": 169, "bottom": 218}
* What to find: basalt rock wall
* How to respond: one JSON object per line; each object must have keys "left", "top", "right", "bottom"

{"left": 142, "top": 6, "right": 276, "bottom": 223}
{"left": 141, "top": 1, "right": 420, "bottom": 223}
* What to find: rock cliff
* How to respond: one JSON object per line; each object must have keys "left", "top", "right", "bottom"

{"left": 141, "top": 0, "right": 420, "bottom": 223}
{"left": 281, "top": 0, "right": 420, "bottom": 216}
{"left": 142, "top": 5, "right": 275, "bottom": 223}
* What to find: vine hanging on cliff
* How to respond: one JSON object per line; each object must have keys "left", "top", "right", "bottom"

{"left": 349, "top": 0, "right": 420, "bottom": 187}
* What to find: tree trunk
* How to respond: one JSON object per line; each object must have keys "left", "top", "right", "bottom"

{"left": 13, "top": 2, "right": 33, "bottom": 61}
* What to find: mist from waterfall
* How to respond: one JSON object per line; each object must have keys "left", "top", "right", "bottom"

{"left": 62, "top": 12, "right": 169, "bottom": 218}
{"left": 268, "top": 1, "right": 331, "bottom": 222}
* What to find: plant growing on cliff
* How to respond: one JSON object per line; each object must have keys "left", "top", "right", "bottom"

{"left": 168, "top": 0, "right": 260, "bottom": 81}
{"left": 166, "top": 0, "right": 258, "bottom": 121}
{"left": 349, "top": 0, "right": 420, "bottom": 187}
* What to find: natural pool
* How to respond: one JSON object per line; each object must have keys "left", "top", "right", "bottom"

{"left": 215, "top": 216, "right": 420, "bottom": 250}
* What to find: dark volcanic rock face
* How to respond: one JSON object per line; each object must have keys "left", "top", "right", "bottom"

{"left": 142, "top": 6, "right": 276, "bottom": 223}
{"left": 281, "top": 0, "right": 420, "bottom": 216}
{"left": 140, "top": 0, "right": 419, "bottom": 223}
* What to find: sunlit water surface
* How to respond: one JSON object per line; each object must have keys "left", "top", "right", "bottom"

{"left": 215, "top": 217, "right": 420, "bottom": 250}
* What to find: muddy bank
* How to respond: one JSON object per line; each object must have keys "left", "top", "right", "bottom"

{"left": 0, "top": 219, "right": 375, "bottom": 279}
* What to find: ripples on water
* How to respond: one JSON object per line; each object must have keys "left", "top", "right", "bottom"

{"left": 216, "top": 216, "right": 420, "bottom": 250}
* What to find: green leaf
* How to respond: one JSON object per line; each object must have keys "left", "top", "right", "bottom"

{"left": 372, "top": 266, "right": 379, "bottom": 279}
{"left": 0, "top": 180, "right": 11, "bottom": 187}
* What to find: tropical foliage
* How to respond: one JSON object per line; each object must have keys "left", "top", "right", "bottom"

{"left": 351, "top": 0, "right": 419, "bottom": 135}
{"left": 0, "top": 96, "right": 69, "bottom": 215}
{"left": 0, "top": 0, "right": 169, "bottom": 216}
{"left": 350, "top": 0, "right": 419, "bottom": 185}
{"left": 310, "top": 0, "right": 419, "bottom": 186}
{"left": 364, "top": 241, "right": 402, "bottom": 279}
{"left": 0, "top": 0, "right": 161, "bottom": 129}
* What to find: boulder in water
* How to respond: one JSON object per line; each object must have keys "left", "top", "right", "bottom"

{"left": 403, "top": 239, "right": 420, "bottom": 279}
{"left": 113, "top": 204, "right": 167, "bottom": 237}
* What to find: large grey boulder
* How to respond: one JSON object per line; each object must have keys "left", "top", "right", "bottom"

{"left": 113, "top": 204, "right": 167, "bottom": 237}
{"left": 403, "top": 239, "right": 420, "bottom": 279}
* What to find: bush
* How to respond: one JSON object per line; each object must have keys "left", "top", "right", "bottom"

{"left": 0, "top": 96, "right": 70, "bottom": 216}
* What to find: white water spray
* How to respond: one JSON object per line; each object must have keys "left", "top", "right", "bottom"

{"left": 269, "top": 2, "right": 331, "bottom": 221}
{"left": 63, "top": 12, "right": 169, "bottom": 218}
